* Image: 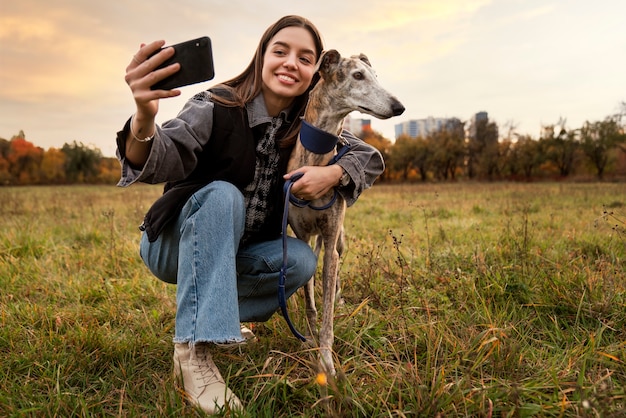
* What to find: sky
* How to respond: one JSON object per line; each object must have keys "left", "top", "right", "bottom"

{"left": 1, "top": 0, "right": 625, "bottom": 157}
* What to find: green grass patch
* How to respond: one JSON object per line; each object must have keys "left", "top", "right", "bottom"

{"left": 1, "top": 183, "right": 625, "bottom": 416}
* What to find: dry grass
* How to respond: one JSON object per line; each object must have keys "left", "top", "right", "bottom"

{"left": 1, "top": 182, "right": 625, "bottom": 416}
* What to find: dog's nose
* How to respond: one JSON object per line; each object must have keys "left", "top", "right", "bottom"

{"left": 392, "top": 99, "right": 405, "bottom": 116}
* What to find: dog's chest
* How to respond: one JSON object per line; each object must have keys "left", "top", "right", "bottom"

{"left": 288, "top": 197, "right": 346, "bottom": 236}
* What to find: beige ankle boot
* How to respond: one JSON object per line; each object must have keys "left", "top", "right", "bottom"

{"left": 173, "top": 343, "right": 243, "bottom": 414}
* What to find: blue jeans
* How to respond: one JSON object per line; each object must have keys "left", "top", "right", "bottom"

{"left": 139, "top": 181, "right": 317, "bottom": 344}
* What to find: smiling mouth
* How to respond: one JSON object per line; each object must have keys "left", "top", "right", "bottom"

{"left": 277, "top": 74, "right": 296, "bottom": 83}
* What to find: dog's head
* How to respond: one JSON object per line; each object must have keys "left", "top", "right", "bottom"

{"left": 314, "top": 49, "right": 405, "bottom": 119}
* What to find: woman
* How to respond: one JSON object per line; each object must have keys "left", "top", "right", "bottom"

{"left": 116, "top": 15, "right": 384, "bottom": 414}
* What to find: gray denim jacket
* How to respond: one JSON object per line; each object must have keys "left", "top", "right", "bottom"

{"left": 116, "top": 92, "right": 385, "bottom": 207}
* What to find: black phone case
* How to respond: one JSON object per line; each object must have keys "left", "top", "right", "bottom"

{"left": 150, "top": 36, "right": 214, "bottom": 90}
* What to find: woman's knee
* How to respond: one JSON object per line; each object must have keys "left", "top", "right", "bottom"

{"left": 183, "top": 181, "right": 246, "bottom": 241}
{"left": 191, "top": 181, "right": 245, "bottom": 217}
{"left": 140, "top": 181, "right": 245, "bottom": 284}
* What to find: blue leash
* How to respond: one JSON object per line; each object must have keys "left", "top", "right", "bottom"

{"left": 279, "top": 173, "right": 308, "bottom": 342}
{"left": 278, "top": 141, "right": 351, "bottom": 341}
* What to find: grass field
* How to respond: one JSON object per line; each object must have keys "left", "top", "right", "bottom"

{"left": 1, "top": 182, "right": 625, "bottom": 417}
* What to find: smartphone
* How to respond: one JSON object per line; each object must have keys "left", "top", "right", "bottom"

{"left": 150, "top": 36, "right": 215, "bottom": 90}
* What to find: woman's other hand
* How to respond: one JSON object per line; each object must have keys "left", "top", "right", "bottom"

{"left": 284, "top": 165, "right": 343, "bottom": 201}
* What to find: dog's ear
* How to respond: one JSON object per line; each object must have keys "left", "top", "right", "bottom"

{"left": 316, "top": 49, "right": 341, "bottom": 74}
{"left": 358, "top": 53, "right": 371, "bottom": 67}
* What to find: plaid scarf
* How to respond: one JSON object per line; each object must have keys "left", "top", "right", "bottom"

{"left": 240, "top": 119, "right": 283, "bottom": 243}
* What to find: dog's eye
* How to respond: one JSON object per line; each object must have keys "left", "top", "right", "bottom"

{"left": 353, "top": 71, "right": 364, "bottom": 80}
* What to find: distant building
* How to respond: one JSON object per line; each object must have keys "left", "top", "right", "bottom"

{"left": 395, "top": 120, "right": 419, "bottom": 138}
{"left": 394, "top": 117, "right": 455, "bottom": 139}
{"left": 343, "top": 115, "right": 371, "bottom": 134}
{"left": 395, "top": 112, "right": 489, "bottom": 140}
{"left": 467, "top": 111, "right": 489, "bottom": 138}
{"left": 473, "top": 111, "right": 488, "bottom": 123}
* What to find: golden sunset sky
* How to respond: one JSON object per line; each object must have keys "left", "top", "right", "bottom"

{"left": 1, "top": 0, "right": 624, "bottom": 156}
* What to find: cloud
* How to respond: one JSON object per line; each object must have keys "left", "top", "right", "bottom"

{"left": 0, "top": 0, "right": 495, "bottom": 149}
{"left": 0, "top": 0, "right": 624, "bottom": 154}
{"left": 0, "top": 5, "right": 130, "bottom": 105}
{"left": 313, "top": 0, "right": 493, "bottom": 82}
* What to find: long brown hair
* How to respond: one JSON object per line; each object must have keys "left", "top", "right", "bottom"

{"left": 212, "top": 15, "right": 324, "bottom": 147}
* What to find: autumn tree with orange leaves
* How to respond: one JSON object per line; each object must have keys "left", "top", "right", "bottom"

{"left": 6, "top": 131, "right": 44, "bottom": 184}
{"left": 0, "top": 132, "right": 119, "bottom": 185}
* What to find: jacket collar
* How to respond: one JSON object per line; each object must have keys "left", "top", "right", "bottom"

{"left": 246, "top": 93, "right": 293, "bottom": 128}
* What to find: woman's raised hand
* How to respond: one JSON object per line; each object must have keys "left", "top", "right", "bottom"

{"left": 124, "top": 40, "right": 182, "bottom": 120}
{"left": 123, "top": 41, "right": 182, "bottom": 166}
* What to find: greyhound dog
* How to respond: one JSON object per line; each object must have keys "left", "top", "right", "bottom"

{"left": 286, "top": 49, "right": 405, "bottom": 375}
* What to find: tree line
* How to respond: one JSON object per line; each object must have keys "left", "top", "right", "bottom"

{"left": 2, "top": 105, "right": 625, "bottom": 186}
{"left": 0, "top": 131, "right": 119, "bottom": 185}
{"left": 362, "top": 106, "right": 626, "bottom": 182}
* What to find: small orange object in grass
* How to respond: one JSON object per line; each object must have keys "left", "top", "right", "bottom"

{"left": 315, "top": 372, "right": 327, "bottom": 386}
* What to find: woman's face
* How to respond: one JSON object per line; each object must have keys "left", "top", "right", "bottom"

{"left": 261, "top": 26, "right": 317, "bottom": 115}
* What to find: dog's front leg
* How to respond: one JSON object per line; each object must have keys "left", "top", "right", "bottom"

{"left": 319, "top": 235, "right": 340, "bottom": 376}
